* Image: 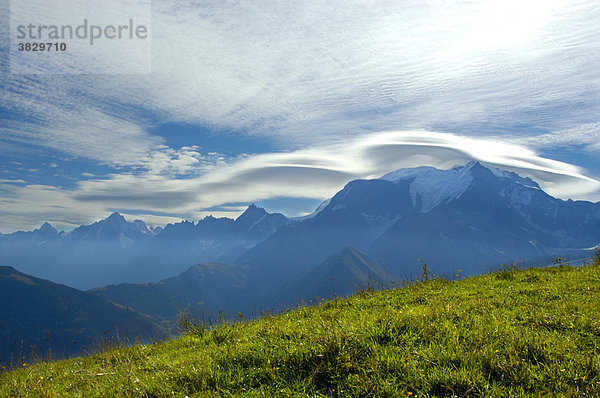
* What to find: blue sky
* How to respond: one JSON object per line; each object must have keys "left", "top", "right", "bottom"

{"left": 1, "top": 0, "right": 600, "bottom": 232}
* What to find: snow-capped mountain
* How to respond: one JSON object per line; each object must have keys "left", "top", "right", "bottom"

{"left": 237, "top": 162, "right": 600, "bottom": 285}
{"left": 69, "top": 212, "right": 153, "bottom": 248}
{"left": 379, "top": 161, "right": 546, "bottom": 212}
{"left": 380, "top": 163, "right": 475, "bottom": 212}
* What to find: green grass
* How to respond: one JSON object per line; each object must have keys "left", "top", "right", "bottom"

{"left": 2, "top": 259, "right": 600, "bottom": 397}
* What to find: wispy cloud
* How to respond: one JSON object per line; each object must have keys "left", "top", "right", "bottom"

{"left": 511, "top": 123, "right": 600, "bottom": 153}
{"left": 2, "top": 0, "right": 600, "bottom": 165}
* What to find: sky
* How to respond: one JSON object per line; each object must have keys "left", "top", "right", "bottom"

{"left": 1, "top": 0, "right": 599, "bottom": 232}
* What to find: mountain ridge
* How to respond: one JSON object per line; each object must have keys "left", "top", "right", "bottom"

{"left": 2, "top": 162, "right": 599, "bottom": 370}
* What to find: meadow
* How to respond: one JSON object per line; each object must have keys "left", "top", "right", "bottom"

{"left": 1, "top": 255, "right": 599, "bottom": 397}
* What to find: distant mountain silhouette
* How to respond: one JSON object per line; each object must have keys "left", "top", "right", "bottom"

{"left": 0, "top": 205, "right": 288, "bottom": 289}
{"left": 275, "top": 247, "right": 391, "bottom": 307}
{"left": 236, "top": 179, "right": 416, "bottom": 289}
{"left": 89, "top": 262, "right": 247, "bottom": 330}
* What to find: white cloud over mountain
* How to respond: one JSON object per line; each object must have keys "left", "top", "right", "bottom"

{"left": 1, "top": 131, "right": 598, "bottom": 232}
{"left": 1, "top": 1, "right": 599, "bottom": 230}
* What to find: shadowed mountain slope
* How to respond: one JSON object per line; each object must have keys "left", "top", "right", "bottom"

{"left": 0, "top": 266, "right": 164, "bottom": 366}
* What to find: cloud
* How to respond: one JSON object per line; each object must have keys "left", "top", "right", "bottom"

{"left": 0, "top": 92, "right": 163, "bottom": 166}
{"left": 2, "top": 1, "right": 600, "bottom": 230}
{"left": 131, "top": 0, "right": 600, "bottom": 145}
{"left": 1, "top": 131, "right": 598, "bottom": 232}
{"left": 510, "top": 123, "right": 600, "bottom": 154}
{"left": 2, "top": 0, "right": 600, "bottom": 166}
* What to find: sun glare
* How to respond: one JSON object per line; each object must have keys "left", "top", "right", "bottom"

{"left": 443, "top": 0, "right": 568, "bottom": 55}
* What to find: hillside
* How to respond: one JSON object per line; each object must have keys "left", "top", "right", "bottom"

{"left": 2, "top": 258, "right": 599, "bottom": 397}
{"left": 0, "top": 266, "right": 164, "bottom": 366}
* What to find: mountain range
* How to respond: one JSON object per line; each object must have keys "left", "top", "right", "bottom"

{"left": 2, "top": 161, "right": 599, "bottom": 291}
{"left": 2, "top": 161, "right": 599, "bottom": 360}
{"left": 0, "top": 204, "right": 288, "bottom": 289}
{"left": 2, "top": 161, "right": 599, "bottom": 290}
{"left": 88, "top": 247, "right": 389, "bottom": 332}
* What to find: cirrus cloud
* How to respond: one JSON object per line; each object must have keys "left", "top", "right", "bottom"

{"left": 2, "top": 0, "right": 600, "bottom": 165}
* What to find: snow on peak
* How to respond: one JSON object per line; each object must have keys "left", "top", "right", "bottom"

{"left": 488, "top": 166, "right": 541, "bottom": 207}
{"left": 381, "top": 162, "right": 545, "bottom": 211}
{"left": 380, "top": 164, "right": 474, "bottom": 212}
{"left": 487, "top": 166, "right": 541, "bottom": 190}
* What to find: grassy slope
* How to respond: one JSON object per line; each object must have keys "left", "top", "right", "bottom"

{"left": 1, "top": 260, "right": 600, "bottom": 397}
